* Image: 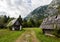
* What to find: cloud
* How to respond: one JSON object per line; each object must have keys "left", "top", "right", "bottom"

{"left": 32, "top": 0, "right": 52, "bottom": 9}
{"left": 0, "top": 0, "right": 52, "bottom": 18}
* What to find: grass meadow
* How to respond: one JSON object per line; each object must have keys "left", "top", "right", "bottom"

{"left": 0, "top": 29, "right": 25, "bottom": 42}
{"left": 33, "top": 28, "right": 60, "bottom": 42}
{"left": 0, "top": 28, "right": 60, "bottom": 42}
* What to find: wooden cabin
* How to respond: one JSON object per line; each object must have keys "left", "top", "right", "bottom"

{"left": 7, "top": 18, "right": 22, "bottom": 30}
{"left": 40, "top": 15, "right": 60, "bottom": 35}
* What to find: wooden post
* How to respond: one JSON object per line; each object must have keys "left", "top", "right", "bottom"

{"left": 12, "top": 27, "right": 15, "bottom": 31}
{"left": 42, "top": 29, "right": 45, "bottom": 34}
{"left": 20, "top": 25, "right": 22, "bottom": 30}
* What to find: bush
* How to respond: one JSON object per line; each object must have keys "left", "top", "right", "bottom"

{"left": 53, "top": 29, "right": 60, "bottom": 37}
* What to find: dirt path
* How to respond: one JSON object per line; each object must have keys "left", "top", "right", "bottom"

{"left": 15, "top": 29, "right": 39, "bottom": 42}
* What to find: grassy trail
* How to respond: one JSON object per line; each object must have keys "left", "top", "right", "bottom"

{"left": 0, "top": 28, "right": 60, "bottom": 42}
{"left": 15, "top": 28, "right": 39, "bottom": 42}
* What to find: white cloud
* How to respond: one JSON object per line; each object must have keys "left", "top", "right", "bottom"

{"left": 32, "top": 0, "right": 52, "bottom": 9}
{"left": 0, "top": 0, "right": 52, "bottom": 18}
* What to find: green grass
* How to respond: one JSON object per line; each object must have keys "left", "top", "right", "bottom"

{"left": 0, "top": 28, "right": 60, "bottom": 42}
{"left": 0, "top": 29, "right": 25, "bottom": 42}
{"left": 33, "top": 28, "right": 60, "bottom": 42}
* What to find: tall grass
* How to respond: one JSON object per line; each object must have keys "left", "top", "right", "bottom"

{"left": 0, "top": 29, "right": 25, "bottom": 42}
{"left": 33, "top": 28, "right": 60, "bottom": 42}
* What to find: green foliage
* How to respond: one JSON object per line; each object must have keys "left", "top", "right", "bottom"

{"left": 22, "top": 18, "right": 43, "bottom": 27}
{"left": 27, "top": 18, "right": 35, "bottom": 27}
{"left": 22, "top": 19, "right": 28, "bottom": 27}
{"left": 34, "top": 20, "right": 43, "bottom": 27}
{"left": 0, "top": 15, "right": 16, "bottom": 29}
{"left": 53, "top": 29, "right": 60, "bottom": 37}
{"left": 0, "top": 15, "right": 9, "bottom": 28}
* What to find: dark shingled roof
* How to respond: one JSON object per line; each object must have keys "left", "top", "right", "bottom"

{"left": 40, "top": 15, "right": 60, "bottom": 29}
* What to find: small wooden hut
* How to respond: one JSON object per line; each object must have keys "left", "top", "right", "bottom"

{"left": 40, "top": 15, "right": 60, "bottom": 35}
{"left": 7, "top": 16, "right": 22, "bottom": 30}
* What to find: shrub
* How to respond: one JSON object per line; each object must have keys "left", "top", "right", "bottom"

{"left": 53, "top": 29, "right": 60, "bottom": 37}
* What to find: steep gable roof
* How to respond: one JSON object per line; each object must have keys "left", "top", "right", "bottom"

{"left": 7, "top": 19, "right": 17, "bottom": 27}
{"left": 40, "top": 15, "right": 60, "bottom": 29}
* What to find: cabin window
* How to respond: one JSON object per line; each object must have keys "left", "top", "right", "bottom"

{"left": 55, "top": 15, "right": 57, "bottom": 18}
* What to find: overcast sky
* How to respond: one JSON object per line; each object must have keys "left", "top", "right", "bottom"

{"left": 0, "top": 0, "right": 52, "bottom": 18}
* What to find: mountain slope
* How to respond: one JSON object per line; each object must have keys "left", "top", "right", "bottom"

{"left": 46, "top": 0, "right": 60, "bottom": 16}
{"left": 25, "top": 0, "right": 60, "bottom": 20}
{"left": 25, "top": 5, "right": 48, "bottom": 20}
